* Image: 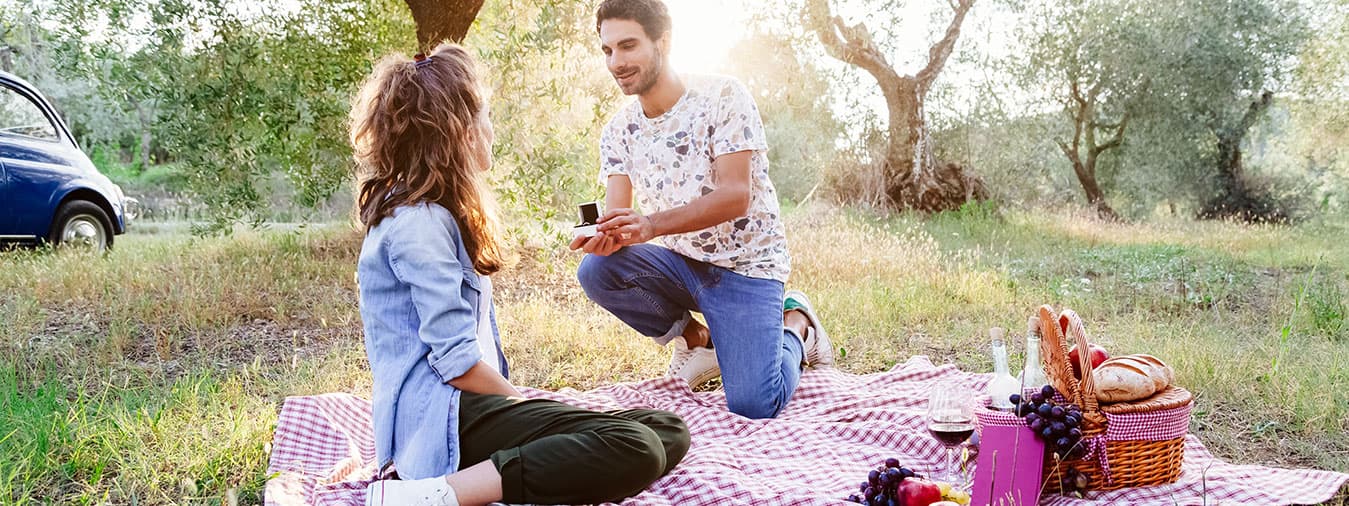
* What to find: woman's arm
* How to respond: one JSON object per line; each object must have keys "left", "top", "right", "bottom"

{"left": 449, "top": 361, "right": 523, "bottom": 398}
{"left": 386, "top": 206, "right": 504, "bottom": 389}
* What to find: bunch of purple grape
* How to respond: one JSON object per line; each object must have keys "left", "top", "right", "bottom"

{"left": 844, "top": 457, "right": 920, "bottom": 505}
{"left": 1057, "top": 466, "right": 1090, "bottom": 496}
{"left": 1009, "top": 385, "right": 1084, "bottom": 459}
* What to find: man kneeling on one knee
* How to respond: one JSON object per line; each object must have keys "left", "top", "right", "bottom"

{"left": 570, "top": 0, "right": 834, "bottom": 420}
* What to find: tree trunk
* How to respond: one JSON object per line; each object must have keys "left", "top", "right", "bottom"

{"left": 806, "top": 0, "right": 987, "bottom": 213}
{"left": 403, "top": 0, "right": 485, "bottom": 51}
{"left": 1056, "top": 81, "right": 1125, "bottom": 221}
{"left": 136, "top": 101, "right": 153, "bottom": 172}
{"left": 1072, "top": 157, "right": 1118, "bottom": 220}
{"left": 1199, "top": 91, "right": 1286, "bottom": 222}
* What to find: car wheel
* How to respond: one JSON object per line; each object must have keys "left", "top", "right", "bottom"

{"left": 48, "top": 201, "right": 113, "bottom": 252}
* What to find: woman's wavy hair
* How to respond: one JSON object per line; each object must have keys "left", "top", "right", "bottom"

{"left": 350, "top": 43, "right": 506, "bottom": 275}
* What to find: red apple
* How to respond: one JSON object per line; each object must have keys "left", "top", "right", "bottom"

{"left": 1069, "top": 344, "right": 1109, "bottom": 378}
{"left": 896, "top": 478, "right": 943, "bottom": 506}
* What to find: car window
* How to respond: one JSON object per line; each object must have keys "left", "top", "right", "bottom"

{"left": 0, "top": 84, "right": 59, "bottom": 141}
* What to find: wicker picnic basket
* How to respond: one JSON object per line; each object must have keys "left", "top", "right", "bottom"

{"left": 1035, "top": 305, "right": 1193, "bottom": 492}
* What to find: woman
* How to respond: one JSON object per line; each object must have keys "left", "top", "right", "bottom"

{"left": 351, "top": 43, "right": 689, "bottom": 506}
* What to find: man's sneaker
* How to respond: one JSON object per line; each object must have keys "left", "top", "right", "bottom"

{"left": 666, "top": 336, "right": 720, "bottom": 387}
{"left": 366, "top": 478, "right": 459, "bottom": 506}
{"left": 785, "top": 290, "right": 835, "bottom": 367}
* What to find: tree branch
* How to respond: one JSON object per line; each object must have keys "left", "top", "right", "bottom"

{"left": 915, "top": 0, "right": 975, "bottom": 96}
{"left": 1069, "top": 80, "right": 1087, "bottom": 110}
{"left": 1091, "top": 111, "right": 1130, "bottom": 156}
{"left": 1055, "top": 138, "right": 1078, "bottom": 163}
{"left": 804, "top": 0, "right": 899, "bottom": 84}
{"left": 1236, "top": 90, "right": 1274, "bottom": 135}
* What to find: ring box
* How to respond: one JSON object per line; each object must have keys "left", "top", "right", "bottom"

{"left": 573, "top": 201, "right": 599, "bottom": 239}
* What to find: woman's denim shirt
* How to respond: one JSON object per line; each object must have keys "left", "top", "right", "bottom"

{"left": 357, "top": 203, "right": 508, "bottom": 480}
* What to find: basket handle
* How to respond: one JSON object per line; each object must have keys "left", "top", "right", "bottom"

{"left": 1059, "top": 309, "right": 1101, "bottom": 415}
{"left": 1036, "top": 305, "right": 1080, "bottom": 405}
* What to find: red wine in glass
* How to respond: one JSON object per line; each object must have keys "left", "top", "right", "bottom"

{"left": 928, "top": 418, "right": 975, "bottom": 447}
{"left": 927, "top": 385, "right": 975, "bottom": 485}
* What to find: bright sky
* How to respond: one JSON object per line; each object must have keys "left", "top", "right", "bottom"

{"left": 662, "top": 0, "right": 1018, "bottom": 123}
{"left": 664, "top": 0, "right": 752, "bottom": 75}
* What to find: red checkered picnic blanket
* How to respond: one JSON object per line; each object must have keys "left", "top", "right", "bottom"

{"left": 265, "top": 356, "right": 1348, "bottom": 505}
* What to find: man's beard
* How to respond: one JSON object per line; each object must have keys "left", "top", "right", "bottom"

{"left": 620, "top": 48, "right": 664, "bottom": 96}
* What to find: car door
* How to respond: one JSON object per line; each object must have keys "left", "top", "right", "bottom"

{"left": 0, "top": 80, "right": 75, "bottom": 237}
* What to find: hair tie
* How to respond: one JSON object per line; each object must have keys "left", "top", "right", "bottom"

{"left": 414, "top": 53, "right": 433, "bottom": 69}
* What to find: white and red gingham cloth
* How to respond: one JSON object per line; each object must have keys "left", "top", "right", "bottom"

{"left": 265, "top": 356, "right": 1347, "bottom": 505}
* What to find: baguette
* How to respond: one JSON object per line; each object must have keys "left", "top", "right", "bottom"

{"left": 1094, "top": 358, "right": 1157, "bottom": 403}
{"left": 1112, "top": 356, "right": 1168, "bottom": 391}
{"left": 1132, "top": 354, "right": 1176, "bottom": 385}
{"left": 1094, "top": 354, "right": 1176, "bottom": 403}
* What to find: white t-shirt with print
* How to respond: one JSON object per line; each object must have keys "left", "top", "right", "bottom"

{"left": 598, "top": 74, "right": 790, "bottom": 282}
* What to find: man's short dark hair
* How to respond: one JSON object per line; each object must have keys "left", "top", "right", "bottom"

{"left": 596, "top": 0, "right": 671, "bottom": 42}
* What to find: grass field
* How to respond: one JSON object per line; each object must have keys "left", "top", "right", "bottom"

{"left": 1, "top": 205, "right": 1346, "bottom": 505}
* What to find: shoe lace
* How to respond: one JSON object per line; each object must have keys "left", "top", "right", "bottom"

{"left": 667, "top": 346, "right": 693, "bottom": 375}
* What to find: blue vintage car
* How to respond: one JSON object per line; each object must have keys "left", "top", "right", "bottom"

{"left": 1, "top": 70, "right": 132, "bottom": 251}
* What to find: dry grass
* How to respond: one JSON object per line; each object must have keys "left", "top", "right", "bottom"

{"left": 1, "top": 205, "right": 1346, "bottom": 504}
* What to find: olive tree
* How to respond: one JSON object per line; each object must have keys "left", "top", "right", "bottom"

{"left": 804, "top": 0, "right": 989, "bottom": 212}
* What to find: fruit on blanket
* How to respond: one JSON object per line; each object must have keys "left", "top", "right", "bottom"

{"left": 1068, "top": 344, "right": 1109, "bottom": 378}
{"left": 1056, "top": 467, "right": 1090, "bottom": 497}
{"left": 943, "top": 488, "right": 971, "bottom": 505}
{"left": 844, "top": 458, "right": 928, "bottom": 505}
{"left": 934, "top": 482, "right": 970, "bottom": 505}
{"left": 896, "top": 478, "right": 942, "bottom": 506}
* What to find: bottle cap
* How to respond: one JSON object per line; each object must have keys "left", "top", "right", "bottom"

{"left": 988, "top": 327, "right": 1005, "bottom": 345}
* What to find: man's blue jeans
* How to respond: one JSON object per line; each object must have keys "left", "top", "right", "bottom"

{"left": 577, "top": 244, "right": 804, "bottom": 419}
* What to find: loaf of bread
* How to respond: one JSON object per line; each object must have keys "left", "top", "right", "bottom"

{"left": 1094, "top": 354, "right": 1175, "bottom": 403}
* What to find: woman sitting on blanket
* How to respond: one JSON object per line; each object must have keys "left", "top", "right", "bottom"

{"left": 351, "top": 43, "right": 691, "bottom": 506}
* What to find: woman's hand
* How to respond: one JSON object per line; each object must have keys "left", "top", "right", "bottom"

{"left": 448, "top": 361, "right": 524, "bottom": 398}
{"left": 568, "top": 231, "right": 623, "bottom": 256}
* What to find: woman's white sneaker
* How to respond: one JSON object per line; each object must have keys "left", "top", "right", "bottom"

{"left": 365, "top": 477, "right": 459, "bottom": 506}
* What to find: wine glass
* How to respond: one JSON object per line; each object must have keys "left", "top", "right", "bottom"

{"left": 927, "top": 384, "right": 975, "bottom": 485}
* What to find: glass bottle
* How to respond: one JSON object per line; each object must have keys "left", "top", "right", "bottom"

{"left": 986, "top": 327, "right": 1021, "bottom": 411}
{"left": 1019, "top": 316, "right": 1050, "bottom": 394}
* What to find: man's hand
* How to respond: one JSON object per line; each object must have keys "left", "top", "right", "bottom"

{"left": 567, "top": 231, "right": 623, "bottom": 256}
{"left": 597, "top": 208, "right": 656, "bottom": 247}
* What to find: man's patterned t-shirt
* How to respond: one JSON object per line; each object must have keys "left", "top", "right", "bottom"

{"left": 598, "top": 74, "right": 790, "bottom": 282}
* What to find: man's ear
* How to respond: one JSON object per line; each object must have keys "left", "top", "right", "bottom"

{"left": 657, "top": 31, "right": 672, "bottom": 57}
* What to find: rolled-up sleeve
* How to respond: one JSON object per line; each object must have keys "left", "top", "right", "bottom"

{"left": 385, "top": 209, "right": 483, "bottom": 382}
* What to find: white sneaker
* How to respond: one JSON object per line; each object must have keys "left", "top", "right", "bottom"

{"left": 366, "top": 478, "right": 459, "bottom": 506}
{"left": 785, "top": 290, "right": 835, "bottom": 367}
{"left": 666, "top": 336, "right": 720, "bottom": 386}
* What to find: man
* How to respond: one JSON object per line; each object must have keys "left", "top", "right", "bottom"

{"left": 570, "top": 0, "right": 833, "bottom": 420}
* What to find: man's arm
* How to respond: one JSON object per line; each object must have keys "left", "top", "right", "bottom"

{"left": 599, "top": 150, "right": 752, "bottom": 245}
{"left": 605, "top": 174, "right": 634, "bottom": 214}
